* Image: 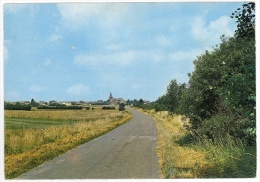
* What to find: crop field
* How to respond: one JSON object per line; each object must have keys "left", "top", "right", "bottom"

{"left": 4, "top": 109, "right": 132, "bottom": 179}
{"left": 4, "top": 109, "right": 121, "bottom": 129}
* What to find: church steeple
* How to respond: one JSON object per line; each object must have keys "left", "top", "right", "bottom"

{"left": 108, "top": 92, "right": 115, "bottom": 105}
{"left": 109, "top": 92, "right": 113, "bottom": 99}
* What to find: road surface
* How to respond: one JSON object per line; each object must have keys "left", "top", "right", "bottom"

{"left": 17, "top": 108, "right": 161, "bottom": 179}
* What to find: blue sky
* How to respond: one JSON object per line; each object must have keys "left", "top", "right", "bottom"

{"left": 3, "top": 2, "right": 244, "bottom": 102}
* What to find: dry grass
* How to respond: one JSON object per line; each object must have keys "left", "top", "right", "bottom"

{"left": 4, "top": 109, "right": 120, "bottom": 122}
{"left": 137, "top": 108, "right": 256, "bottom": 178}
{"left": 4, "top": 109, "right": 132, "bottom": 179}
{"left": 136, "top": 108, "right": 209, "bottom": 178}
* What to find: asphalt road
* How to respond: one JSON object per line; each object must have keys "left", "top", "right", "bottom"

{"left": 17, "top": 108, "right": 161, "bottom": 179}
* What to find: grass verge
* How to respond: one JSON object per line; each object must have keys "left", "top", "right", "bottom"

{"left": 5, "top": 110, "right": 132, "bottom": 179}
{"left": 136, "top": 108, "right": 256, "bottom": 178}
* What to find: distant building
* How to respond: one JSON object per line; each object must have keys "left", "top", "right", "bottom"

{"left": 71, "top": 101, "right": 79, "bottom": 105}
{"left": 143, "top": 100, "right": 150, "bottom": 104}
{"left": 108, "top": 93, "right": 115, "bottom": 105}
{"left": 49, "top": 100, "right": 57, "bottom": 105}
{"left": 39, "top": 101, "right": 47, "bottom": 106}
{"left": 79, "top": 100, "right": 87, "bottom": 105}
{"left": 18, "top": 101, "right": 30, "bottom": 105}
{"left": 107, "top": 93, "right": 125, "bottom": 105}
{"left": 58, "top": 101, "right": 72, "bottom": 106}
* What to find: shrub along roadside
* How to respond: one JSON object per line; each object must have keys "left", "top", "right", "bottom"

{"left": 137, "top": 108, "right": 256, "bottom": 178}
{"left": 192, "top": 136, "right": 256, "bottom": 178}
{"left": 102, "top": 106, "right": 116, "bottom": 110}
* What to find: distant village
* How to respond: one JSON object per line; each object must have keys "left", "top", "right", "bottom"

{"left": 4, "top": 93, "right": 150, "bottom": 107}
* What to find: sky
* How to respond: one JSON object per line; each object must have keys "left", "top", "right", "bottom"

{"left": 3, "top": 1, "right": 244, "bottom": 102}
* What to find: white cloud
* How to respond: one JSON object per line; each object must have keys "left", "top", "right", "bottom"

{"left": 4, "top": 40, "right": 11, "bottom": 62}
{"left": 57, "top": 3, "right": 109, "bottom": 29}
{"left": 155, "top": 35, "right": 172, "bottom": 47}
{"left": 43, "top": 58, "right": 52, "bottom": 66}
{"left": 29, "top": 86, "right": 45, "bottom": 92}
{"left": 67, "top": 84, "right": 90, "bottom": 96}
{"left": 74, "top": 49, "right": 167, "bottom": 69}
{"left": 191, "top": 15, "right": 235, "bottom": 49}
{"left": 74, "top": 50, "right": 136, "bottom": 68}
{"left": 56, "top": 3, "right": 135, "bottom": 33}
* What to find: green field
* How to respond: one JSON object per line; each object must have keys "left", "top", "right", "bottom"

{"left": 4, "top": 118, "right": 71, "bottom": 129}
{"left": 4, "top": 109, "right": 113, "bottom": 130}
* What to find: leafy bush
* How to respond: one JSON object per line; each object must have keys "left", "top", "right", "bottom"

{"left": 141, "top": 103, "right": 155, "bottom": 110}
{"left": 118, "top": 103, "right": 125, "bottom": 111}
{"left": 102, "top": 106, "right": 116, "bottom": 110}
{"left": 154, "top": 95, "right": 169, "bottom": 112}
{"left": 194, "top": 114, "right": 249, "bottom": 142}
{"left": 179, "top": 35, "right": 255, "bottom": 145}
{"left": 4, "top": 103, "right": 31, "bottom": 111}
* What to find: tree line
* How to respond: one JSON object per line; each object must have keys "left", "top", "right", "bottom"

{"left": 136, "top": 2, "right": 256, "bottom": 146}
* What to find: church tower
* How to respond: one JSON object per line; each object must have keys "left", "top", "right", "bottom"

{"left": 109, "top": 92, "right": 113, "bottom": 99}
{"left": 108, "top": 92, "right": 114, "bottom": 105}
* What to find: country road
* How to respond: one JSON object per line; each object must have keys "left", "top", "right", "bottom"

{"left": 17, "top": 108, "right": 161, "bottom": 179}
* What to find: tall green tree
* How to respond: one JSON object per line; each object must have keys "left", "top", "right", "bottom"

{"left": 138, "top": 99, "right": 144, "bottom": 107}
{"left": 231, "top": 2, "right": 255, "bottom": 39}
{"left": 155, "top": 95, "right": 169, "bottom": 112}
{"left": 30, "top": 98, "right": 39, "bottom": 107}
{"left": 126, "top": 99, "right": 131, "bottom": 105}
{"left": 179, "top": 34, "right": 255, "bottom": 144}
{"left": 166, "top": 79, "right": 187, "bottom": 113}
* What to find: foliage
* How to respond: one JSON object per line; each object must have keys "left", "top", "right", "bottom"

{"left": 166, "top": 80, "right": 187, "bottom": 114}
{"left": 4, "top": 102, "right": 31, "bottom": 111}
{"left": 179, "top": 35, "right": 255, "bottom": 145}
{"left": 119, "top": 103, "right": 126, "bottom": 111}
{"left": 155, "top": 95, "right": 169, "bottom": 112}
{"left": 154, "top": 80, "right": 186, "bottom": 113}
{"left": 30, "top": 98, "right": 39, "bottom": 107}
{"left": 138, "top": 99, "right": 144, "bottom": 107}
{"left": 141, "top": 102, "right": 155, "bottom": 110}
{"left": 230, "top": 2, "right": 255, "bottom": 39}
{"left": 131, "top": 99, "right": 138, "bottom": 106}
{"left": 133, "top": 98, "right": 145, "bottom": 108}
{"left": 102, "top": 106, "right": 116, "bottom": 110}
{"left": 126, "top": 99, "right": 131, "bottom": 105}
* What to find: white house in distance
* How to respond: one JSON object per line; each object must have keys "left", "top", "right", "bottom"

{"left": 49, "top": 100, "right": 58, "bottom": 105}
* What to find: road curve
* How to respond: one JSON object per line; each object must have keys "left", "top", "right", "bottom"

{"left": 17, "top": 108, "right": 161, "bottom": 179}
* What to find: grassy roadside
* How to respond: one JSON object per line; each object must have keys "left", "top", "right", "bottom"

{"left": 136, "top": 108, "right": 256, "bottom": 178}
{"left": 5, "top": 110, "right": 132, "bottom": 179}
